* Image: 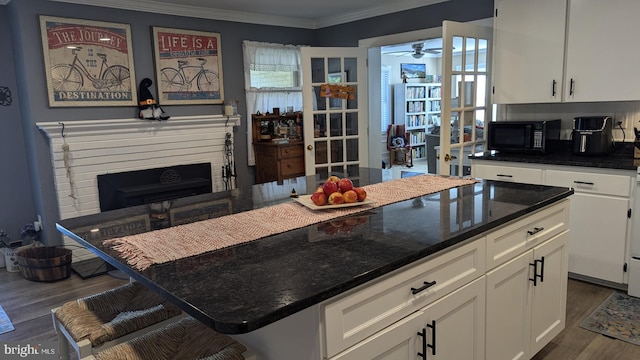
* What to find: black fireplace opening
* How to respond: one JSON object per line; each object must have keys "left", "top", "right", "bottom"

{"left": 97, "top": 163, "right": 213, "bottom": 212}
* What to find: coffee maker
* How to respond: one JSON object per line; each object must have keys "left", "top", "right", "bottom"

{"left": 571, "top": 116, "right": 613, "bottom": 156}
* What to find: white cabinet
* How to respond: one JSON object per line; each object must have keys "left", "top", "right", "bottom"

{"left": 492, "top": 0, "right": 567, "bottom": 104}
{"left": 323, "top": 238, "right": 485, "bottom": 358}
{"left": 545, "top": 169, "right": 632, "bottom": 283}
{"left": 394, "top": 83, "right": 442, "bottom": 160}
{"left": 564, "top": 0, "right": 640, "bottom": 102}
{"left": 486, "top": 230, "right": 569, "bottom": 360}
{"left": 472, "top": 159, "right": 634, "bottom": 284}
{"left": 332, "top": 277, "right": 485, "bottom": 360}
{"left": 492, "top": 0, "right": 640, "bottom": 104}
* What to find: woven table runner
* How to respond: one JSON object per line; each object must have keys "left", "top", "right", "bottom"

{"left": 105, "top": 175, "right": 477, "bottom": 270}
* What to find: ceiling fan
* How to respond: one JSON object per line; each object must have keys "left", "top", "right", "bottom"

{"left": 386, "top": 43, "right": 444, "bottom": 59}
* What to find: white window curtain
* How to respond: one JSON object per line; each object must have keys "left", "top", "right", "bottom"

{"left": 243, "top": 40, "right": 304, "bottom": 166}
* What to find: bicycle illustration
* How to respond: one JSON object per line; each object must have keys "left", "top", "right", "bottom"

{"left": 160, "top": 58, "right": 219, "bottom": 93}
{"left": 50, "top": 47, "right": 131, "bottom": 92}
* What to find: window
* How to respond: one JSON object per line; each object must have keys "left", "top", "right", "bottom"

{"left": 243, "top": 41, "right": 304, "bottom": 165}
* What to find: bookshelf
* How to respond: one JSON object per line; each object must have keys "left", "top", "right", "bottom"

{"left": 394, "top": 83, "right": 441, "bottom": 160}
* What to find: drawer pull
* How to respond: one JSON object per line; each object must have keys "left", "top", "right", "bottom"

{"left": 426, "top": 320, "right": 436, "bottom": 355}
{"left": 496, "top": 174, "right": 513, "bottom": 178}
{"left": 573, "top": 180, "right": 594, "bottom": 186}
{"left": 417, "top": 328, "right": 427, "bottom": 360}
{"left": 527, "top": 227, "right": 544, "bottom": 236}
{"left": 411, "top": 280, "right": 437, "bottom": 295}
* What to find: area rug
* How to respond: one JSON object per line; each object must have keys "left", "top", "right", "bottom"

{"left": 579, "top": 292, "right": 640, "bottom": 346}
{"left": 0, "top": 304, "right": 14, "bottom": 335}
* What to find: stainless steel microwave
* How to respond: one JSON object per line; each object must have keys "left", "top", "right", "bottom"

{"left": 487, "top": 119, "right": 561, "bottom": 154}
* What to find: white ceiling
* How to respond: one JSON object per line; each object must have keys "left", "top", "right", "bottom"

{"left": 48, "top": 0, "right": 449, "bottom": 29}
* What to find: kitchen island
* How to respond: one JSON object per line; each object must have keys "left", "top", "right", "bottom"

{"left": 57, "top": 168, "right": 573, "bottom": 359}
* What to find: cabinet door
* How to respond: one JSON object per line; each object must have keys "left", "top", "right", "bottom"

{"left": 564, "top": 0, "right": 640, "bottom": 102}
{"left": 530, "top": 231, "right": 569, "bottom": 356}
{"left": 492, "top": 0, "right": 566, "bottom": 104}
{"left": 486, "top": 250, "right": 533, "bottom": 360}
{"left": 567, "top": 193, "right": 628, "bottom": 283}
{"left": 422, "top": 277, "right": 486, "bottom": 360}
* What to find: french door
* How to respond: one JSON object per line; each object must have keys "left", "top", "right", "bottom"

{"left": 439, "top": 21, "right": 493, "bottom": 176}
{"left": 301, "top": 47, "right": 368, "bottom": 182}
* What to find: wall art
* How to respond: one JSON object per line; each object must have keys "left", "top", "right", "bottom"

{"left": 39, "top": 16, "right": 137, "bottom": 107}
{"left": 152, "top": 27, "right": 224, "bottom": 105}
{"left": 400, "top": 63, "right": 426, "bottom": 79}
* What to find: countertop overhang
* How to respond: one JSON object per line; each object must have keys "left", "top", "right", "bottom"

{"left": 57, "top": 169, "right": 573, "bottom": 334}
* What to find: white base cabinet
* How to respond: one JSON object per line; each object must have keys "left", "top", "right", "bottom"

{"left": 332, "top": 277, "right": 486, "bottom": 360}
{"left": 486, "top": 231, "right": 569, "bottom": 360}
{"left": 473, "top": 160, "right": 633, "bottom": 285}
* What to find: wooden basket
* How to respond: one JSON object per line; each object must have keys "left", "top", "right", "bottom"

{"left": 16, "top": 246, "right": 72, "bottom": 282}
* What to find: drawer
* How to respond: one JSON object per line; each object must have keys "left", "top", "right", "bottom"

{"left": 279, "top": 144, "right": 304, "bottom": 158}
{"left": 486, "top": 199, "right": 569, "bottom": 270}
{"left": 473, "top": 164, "right": 543, "bottom": 184}
{"left": 322, "top": 237, "right": 485, "bottom": 358}
{"left": 280, "top": 157, "right": 304, "bottom": 177}
{"left": 545, "top": 169, "right": 632, "bottom": 197}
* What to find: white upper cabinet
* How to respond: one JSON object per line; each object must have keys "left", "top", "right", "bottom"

{"left": 492, "top": 0, "right": 567, "bottom": 104}
{"left": 564, "top": 0, "right": 640, "bottom": 102}
{"left": 493, "top": 0, "right": 640, "bottom": 104}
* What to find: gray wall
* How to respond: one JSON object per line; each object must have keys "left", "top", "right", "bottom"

{"left": 2, "top": 0, "right": 493, "bottom": 245}
{"left": 0, "top": 5, "right": 36, "bottom": 241}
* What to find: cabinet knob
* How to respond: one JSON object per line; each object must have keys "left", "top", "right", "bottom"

{"left": 307, "top": 144, "right": 313, "bottom": 150}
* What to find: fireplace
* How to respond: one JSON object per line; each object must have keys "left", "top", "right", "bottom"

{"left": 97, "top": 163, "right": 212, "bottom": 212}
{"left": 36, "top": 115, "right": 240, "bottom": 265}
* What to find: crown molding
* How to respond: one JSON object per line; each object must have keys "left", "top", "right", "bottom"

{"left": 315, "top": 0, "right": 448, "bottom": 28}
{"left": 51, "top": 0, "right": 449, "bottom": 29}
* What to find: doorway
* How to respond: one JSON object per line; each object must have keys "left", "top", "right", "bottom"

{"left": 360, "top": 18, "right": 493, "bottom": 180}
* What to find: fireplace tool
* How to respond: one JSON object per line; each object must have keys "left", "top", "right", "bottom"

{"left": 222, "top": 132, "right": 236, "bottom": 190}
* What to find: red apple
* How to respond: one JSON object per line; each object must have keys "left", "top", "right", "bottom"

{"left": 328, "top": 192, "right": 345, "bottom": 205}
{"left": 343, "top": 189, "right": 358, "bottom": 203}
{"left": 322, "top": 180, "right": 339, "bottom": 196}
{"left": 310, "top": 191, "right": 327, "bottom": 206}
{"left": 315, "top": 186, "right": 324, "bottom": 193}
{"left": 327, "top": 175, "right": 340, "bottom": 183}
{"left": 354, "top": 187, "right": 367, "bottom": 202}
{"left": 338, "top": 178, "right": 354, "bottom": 193}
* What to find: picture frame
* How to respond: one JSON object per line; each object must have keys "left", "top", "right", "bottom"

{"left": 152, "top": 27, "right": 224, "bottom": 105}
{"left": 400, "top": 63, "right": 426, "bottom": 79}
{"left": 39, "top": 16, "right": 137, "bottom": 107}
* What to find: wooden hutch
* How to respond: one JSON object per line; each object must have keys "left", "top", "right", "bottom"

{"left": 251, "top": 112, "right": 304, "bottom": 184}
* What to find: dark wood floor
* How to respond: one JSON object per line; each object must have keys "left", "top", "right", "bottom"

{"left": 1, "top": 269, "right": 639, "bottom": 359}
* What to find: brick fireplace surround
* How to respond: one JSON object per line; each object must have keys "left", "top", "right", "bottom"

{"left": 37, "top": 115, "right": 240, "bottom": 263}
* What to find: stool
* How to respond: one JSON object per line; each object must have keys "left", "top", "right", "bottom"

{"left": 52, "top": 281, "right": 183, "bottom": 360}
{"left": 84, "top": 316, "right": 256, "bottom": 360}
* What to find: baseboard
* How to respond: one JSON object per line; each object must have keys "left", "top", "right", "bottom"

{"left": 568, "top": 272, "right": 628, "bottom": 291}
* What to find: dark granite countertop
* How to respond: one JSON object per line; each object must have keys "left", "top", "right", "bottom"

{"left": 470, "top": 141, "right": 639, "bottom": 171}
{"left": 56, "top": 168, "right": 573, "bottom": 334}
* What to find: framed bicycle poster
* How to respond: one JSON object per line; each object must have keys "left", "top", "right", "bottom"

{"left": 152, "top": 27, "right": 224, "bottom": 105}
{"left": 39, "top": 16, "right": 137, "bottom": 107}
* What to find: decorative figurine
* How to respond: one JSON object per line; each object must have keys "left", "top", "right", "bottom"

{"left": 138, "top": 78, "right": 169, "bottom": 121}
